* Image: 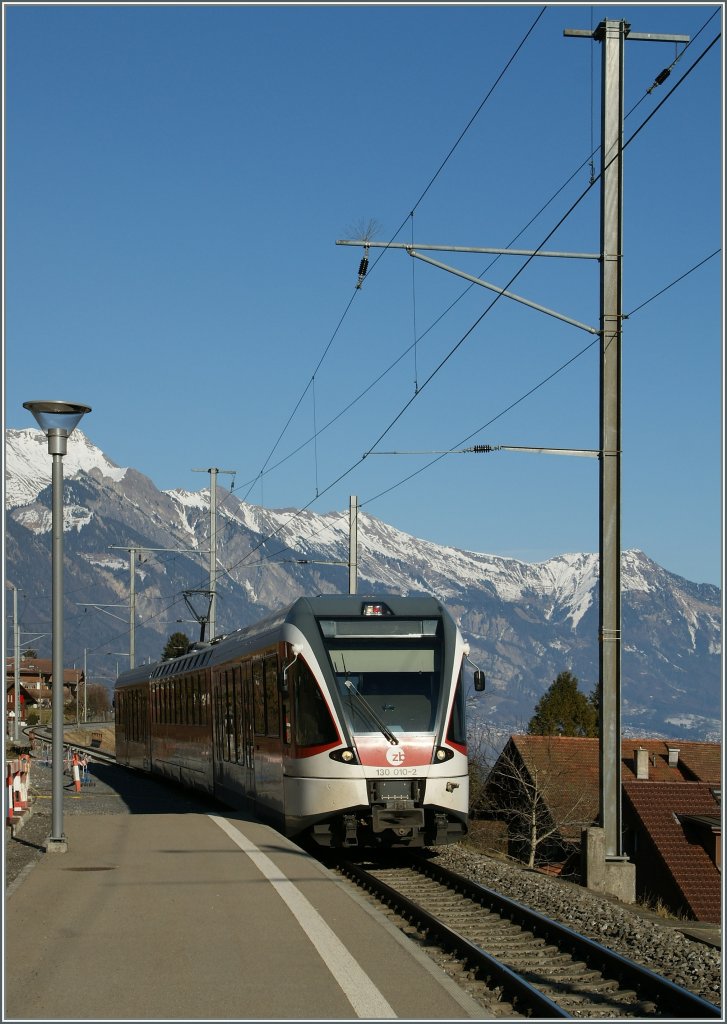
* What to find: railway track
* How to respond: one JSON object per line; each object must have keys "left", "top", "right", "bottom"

{"left": 29, "top": 727, "right": 117, "bottom": 765}
{"left": 329, "top": 853, "right": 721, "bottom": 1019}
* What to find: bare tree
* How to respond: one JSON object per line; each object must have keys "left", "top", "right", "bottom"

{"left": 85, "top": 683, "right": 111, "bottom": 719}
{"left": 467, "top": 717, "right": 509, "bottom": 816}
{"left": 485, "top": 736, "right": 597, "bottom": 869}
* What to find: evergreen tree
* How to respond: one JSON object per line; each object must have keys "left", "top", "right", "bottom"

{"left": 163, "top": 631, "right": 190, "bottom": 660}
{"left": 588, "top": 679, "right": 601, "bottom": 732}
{"left": 527, "top": 670, "right": 598, "bottom": 737}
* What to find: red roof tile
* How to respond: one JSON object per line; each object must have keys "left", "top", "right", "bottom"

{"left": 495, "top": 735, "right": 722, "bottom": 859}
{"left": 623, "top": 781, "right": 721, "bottom": 923}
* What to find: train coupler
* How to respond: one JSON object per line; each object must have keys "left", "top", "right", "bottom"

{"left": 432, "top": 813, "right": 449, "bottom": 845}
{"left": 342, "top": 814, "right": 359, "bottom": 846}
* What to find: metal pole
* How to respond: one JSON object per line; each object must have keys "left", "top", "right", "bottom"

{"left": 597, "top": 18, "right": 625, "bottom": 860}
{"left": 210, "top": 469, "right": 217, "bottom": 639}
{"left": 13, "top": 585, "right": 20, "bottom": 741}
{"left": 23, "top": 399, "right": 90, "bottom": 853}
{"left": 192, "top": 468, "right": 235, "bottom": 641}
{"left": 349, "top": 496, "right": 358, "bottom": 595}
{"left": 129, "top": 548, "right": 136, "bottom": 669}
{"left": 49, "top": 429, "right": 68, "bottom": 851}
{"left": 84, "top": 649, "right": 87, "bottom": 723}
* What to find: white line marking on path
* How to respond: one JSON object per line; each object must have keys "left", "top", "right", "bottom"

{"left": 209, "top": 814, "right": 397, "bottom": 1019}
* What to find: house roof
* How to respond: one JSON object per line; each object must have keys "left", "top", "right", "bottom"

{"left": 504, "top": 735, "right": 600, "bottom": 841}
{"left": 623, "top": 781, "right": 721, "bottom": 924}
{"left": 508, "top": 734, "right": 721, "bottom": 783}
{"left": 497, "top": 735, "right": 722, "bottom": 843}
{"left": 5, "top": 658, "right": 83, "bottom": 686}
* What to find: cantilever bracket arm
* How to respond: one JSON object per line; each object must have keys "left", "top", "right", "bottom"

{"left": 407, "top": 249, "right": 599, "bottom": 335}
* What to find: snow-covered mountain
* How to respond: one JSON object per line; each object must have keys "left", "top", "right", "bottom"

{"left": 4, "top": 428, "right": 722, "bottom": 741}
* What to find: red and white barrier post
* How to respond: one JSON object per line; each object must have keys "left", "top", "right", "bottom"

{"left": 13, "top": 770, "right": 24, "bottom": 816}
{"left": 17, "top": 755, "right": 30, "bottom": 810}
{"left": 6, "top": 762, "right": 15, "bottom": 826}
{"left": 72, "top": 751, "right": 81, "bottom": 793}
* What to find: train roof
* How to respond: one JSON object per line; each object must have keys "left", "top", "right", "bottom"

{"left": 115, "top": 593, "right": 457, "bottom": 689}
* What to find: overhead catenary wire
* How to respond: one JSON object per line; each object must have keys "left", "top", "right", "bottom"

{"left": 228, "top": 6, "right": 548, "bottom": 511}
{"left": 177, "top": 28, "right": 718, "bottom": 597}
{"left": 227, "top": 16, "right": 720, "bottom": 507}
{"left": 74, "top": 22, "right": 720, "bottom": 657}
{"left": 211, "top": 30, "right": 721, "bottom": 584}
{"left": 87, "top": 209, "right": 718, "bottom": 658}
{"left": 624, "top": 250, "right": 721, "bottom": 318}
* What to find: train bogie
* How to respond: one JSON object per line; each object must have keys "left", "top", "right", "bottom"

{"left": 115, "top": 595, "right": 482, "bottom": 850}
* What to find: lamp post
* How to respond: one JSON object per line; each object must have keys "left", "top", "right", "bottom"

{"left": 24, "top": 400, "right": 91, "bottom": 853}
{"left": 7, "top": 583, "right": 21, "bottom": 742}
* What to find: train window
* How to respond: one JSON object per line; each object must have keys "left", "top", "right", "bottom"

{"left": 232, "top": 666, "right": 242, "bottom": 763}
{"left": 224, "top": 671, "right": 234, "bottom": 761}
{"left": 241, "top": 661, "right": 253, "bottom": 767}
{"left": 200, "top": 677, "right": 209, "bottom": 726}
{"left": 293, "top": 661, "right": 338, "bottom": 747}
{"left": 252, "top": 661, "right": 265, "bottom": 735}
{"left": 446, "top": 668, "right": 466, "bottom": 747}
{"left": 213, "top": 674, "right": 223, "bottom": 761}
{"left": 328, "top": 644, "right": 441, "bottom": 735}
{"left": 196, "top": 676, "right": 202, "bottom": 724}
{"left": 264, "top": 656, "right": 279, "bottom": 737}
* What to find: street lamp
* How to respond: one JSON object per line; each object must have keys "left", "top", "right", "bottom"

{"left": 24, "top": 400, "right": 91, "bottom": 854}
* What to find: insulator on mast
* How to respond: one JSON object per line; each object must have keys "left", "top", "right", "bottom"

{"left": 356, "top": 246, "right": 370, "bottom": 289}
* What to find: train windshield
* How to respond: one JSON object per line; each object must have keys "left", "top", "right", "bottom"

{"left": 326, "top": 643, "right": 442, "bottom": 735}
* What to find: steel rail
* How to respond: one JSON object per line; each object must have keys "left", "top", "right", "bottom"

{"left": 338, "top": 859, "right": 571, "bottom": 1018}
{"left": 29, "top": 727, "right": 118, "bottom": 766}
{"left": 412, "top": 857, "right": 721, "bottom": 1019}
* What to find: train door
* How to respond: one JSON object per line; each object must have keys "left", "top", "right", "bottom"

{"left": 235, "top": 662, "right": 255, "bottom": 797}
{"left": 252, "top": 653, "right": 285, "bottom": 820}
{"left": 212, "top": 663, "right": 256, "bottom": 806}
{"left": 212, "top": 668, "right": 225, "bottom": 788}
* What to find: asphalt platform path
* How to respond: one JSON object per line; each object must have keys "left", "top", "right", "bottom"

{"left": 5, "top": 755, "right": 210, "bottom": 891}
{"left": 4, "top": 756, "right": 485, "bottom": 1020}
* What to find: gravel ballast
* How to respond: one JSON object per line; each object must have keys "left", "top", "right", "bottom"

{"left": 430, "top": 842, "right": 722, "bottom": 1008}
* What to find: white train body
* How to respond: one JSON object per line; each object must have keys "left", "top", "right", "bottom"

{"left": 115, "top": 595, "right": 476, "bottom": 849}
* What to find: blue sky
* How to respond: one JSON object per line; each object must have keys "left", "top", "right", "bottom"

{"left": 4, "top": 3, "right": 723, "bottom": 587}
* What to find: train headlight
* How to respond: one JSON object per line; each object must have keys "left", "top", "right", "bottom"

{"left": 434, "top": 746, "right": 454, "bottom": 763}
{"left": 329, "top": 747, "right": 358, "bottom": 764}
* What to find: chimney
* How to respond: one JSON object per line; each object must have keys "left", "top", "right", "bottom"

{"left": 667, "top": 746, "right": 680, "bottom": 768}
{"left": 635, "top": 747, "right": 649, "bottom": 780}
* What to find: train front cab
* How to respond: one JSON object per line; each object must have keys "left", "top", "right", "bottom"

{"left": 281, "top": 598, "right": 481, "bottom": 849}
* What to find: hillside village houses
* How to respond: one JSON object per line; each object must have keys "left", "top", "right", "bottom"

{"left": 5, "top": 652, "right": 84, "bottom": 723}
{"left": 481, "top": 735, "right": 721, "bottom": 924}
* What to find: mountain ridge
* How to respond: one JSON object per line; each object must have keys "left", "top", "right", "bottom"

{"left": 5, "top": 428, "right": 721, "bottom": 741}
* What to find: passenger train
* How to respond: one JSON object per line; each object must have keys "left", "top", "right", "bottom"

{"left": 115, "top": 594, "right": 485, "bottom": 849}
